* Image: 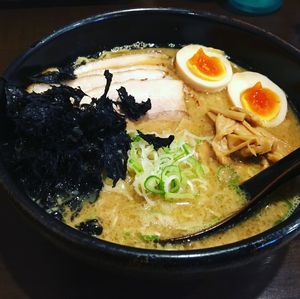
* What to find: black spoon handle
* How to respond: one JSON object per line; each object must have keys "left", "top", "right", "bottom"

{"left": 159, "top": 147, "right": 300, "bottom": 245}
{"left": 240, "top": 147, "right": 300, "bottom": 202}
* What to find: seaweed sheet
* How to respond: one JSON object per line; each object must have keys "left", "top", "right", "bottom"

{"left": 1, "top": 70, "right": 151, "bottom": 221}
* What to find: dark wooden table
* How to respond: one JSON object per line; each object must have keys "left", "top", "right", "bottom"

{"left": 0, "top": 1, "right": 299, "bottom": 298}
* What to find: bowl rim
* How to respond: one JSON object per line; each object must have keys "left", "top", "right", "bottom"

{"left": 2, "top": 7, "right": 300, "bottom": 264}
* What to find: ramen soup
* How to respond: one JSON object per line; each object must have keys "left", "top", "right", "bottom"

{"left": 9, "top": 44, "right": 300, "bottom": 250}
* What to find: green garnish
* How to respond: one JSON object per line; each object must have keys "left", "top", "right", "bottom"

{"left": 128, "top": 158, "right": 143, "bottom": 173}
{"left": 141, "top": 234, "right": 160, "bottom": 241}
{"left": 144, "top": 175, "right": 164, "bottom": 194}
{"left": 217, "top": 165, "right": 243, "bottom": 196}
{"left": 123, "top": 231, "right": 132, "bottom": 239}
{"left": 273, "top": 198, "right": 300, "bottom": 227}
{"left": 128, "top": 131, "right": 209, "bottom": 202}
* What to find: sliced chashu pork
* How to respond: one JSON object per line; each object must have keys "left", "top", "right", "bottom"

{"left": 74, "top": 52, "right": 170, "bottom": 77}
{"left": 26, "top": 51, "right": 186, "bottom": 119}
{"left": 27, "top": 51, "right": 171, "bottom": 93}
{"left": 82, "top": 79, "right": 186, "bottom": 119}
{"left": 27, "top": 68, "right": 168, "bottom": 94}
{"left": 27, "top": 76, "right": 186, "bottom": 120}
{"left": 74, "top": 64, "right": 169, "bottom": 77}
{"left": 207, "top": 107, "right": 291, "bottom": 164}
{"left": 66, "top": 69, "right": 168, "bottom": 92}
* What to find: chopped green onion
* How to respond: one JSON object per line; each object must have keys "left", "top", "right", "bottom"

{"left": 217, "top": 165, "right": 239, "bottom": 185}
{"left": 128, "top": 158, "right": 143, "bottom": 173}
{"left": 128, "top": 131, "right": 210, "bottom": 203}
{"left": 286, "top": 199, "right": 294, "bottom": 211}
{"left": 144, "top": 175, "right": 164, "bottom": 194}
{"left": 189, "top": 158, "right": 204, "bottom": 177}
{"left": 141, "top": 234, "right": 160, "bottom": 241}
{"left": 164, "top": 175, "right": 181, "bottom": 193}
{"left": 217, "top": 166, "right": 244, "bottom": 196}
{"left": 123, "top": 231, "right": 132, "bottom": 239}
{"left": 182, "top": 143, "right": 192, "bottom": 154}
{"left": 174, "top": 151, "right": 186, "bottom": 161}
{"left": 161, "top": 165, "right": 181, "bottom": 181}
{"left": 133, "top": 135, "right": 142, "bottom": 142}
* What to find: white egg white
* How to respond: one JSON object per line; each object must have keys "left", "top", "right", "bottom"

{"left": 228, "top": 71, "right": 287, "bottom": 127}
{"left": 175, "top": 44, "right": 233, "bottom": 92}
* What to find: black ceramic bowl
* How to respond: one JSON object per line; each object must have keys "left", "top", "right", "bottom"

{"left": 1, "top": 8, "right": 300, "bottom": 278}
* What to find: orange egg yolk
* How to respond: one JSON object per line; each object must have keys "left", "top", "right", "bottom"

{"left": 241, "top": 81, "right": 280, "bottom": 121}
{"left": 187, "top": 48, "right": 226, "bottom": 81}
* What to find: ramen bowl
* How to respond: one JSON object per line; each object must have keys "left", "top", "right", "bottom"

{"left": 1, "top": 8, "right": 300, "bottom": 278}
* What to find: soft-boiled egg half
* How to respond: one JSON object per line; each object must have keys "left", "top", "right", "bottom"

{"left": 228, "top": 71, "right": 287, "bottom": 127}
{"left": 175, "top": 44, "right": 233, "bottom": 92}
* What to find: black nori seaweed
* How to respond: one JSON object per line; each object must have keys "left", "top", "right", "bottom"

{"left": 117, "top": 86, "right": 151, "bottom": 120}
{"left": 76, "top": 219, "right": 103, "bottom": 236}
{"left": 29, "top": 64, "right": 76, "bottom": 84}
{"left": 138, "top": 130, "right": 174, "bottom": 150}
{"left": 1, "top": 70, "right": 134, "bottom": 217}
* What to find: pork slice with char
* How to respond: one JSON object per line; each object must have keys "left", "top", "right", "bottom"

{"left": 82, "top": 79, "right": 187, "bottom": 119}
{"left": 27, "top": 68, "right": 169, "bottom": 94}
{"left": 74, "top": 52, "right": 170, "bottom": 77}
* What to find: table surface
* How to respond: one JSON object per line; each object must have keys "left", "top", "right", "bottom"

{"left": 0, "top": 1, "right": 300, "bottom": 298}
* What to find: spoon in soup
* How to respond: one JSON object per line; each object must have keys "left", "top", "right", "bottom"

{"left": 158, "top": 147, "right": 300, "bottom": 245}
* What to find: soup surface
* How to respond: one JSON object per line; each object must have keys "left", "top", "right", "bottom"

{"left": 57, "top": 46, "right": 300, "bottom": 249}
{"left": 5, "top": 44, "right": 300, "bottom": 250}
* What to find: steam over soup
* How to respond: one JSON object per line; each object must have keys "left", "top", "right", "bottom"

{"left": 3, "top": 43, "right": 300, "bottom": 250}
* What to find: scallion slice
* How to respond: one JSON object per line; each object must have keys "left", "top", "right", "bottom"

{"left": 144, "top": 175, "right": 164, "bottom": 194}
{"left": 128, "top": 130, "right": 210, "bottom": 202}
